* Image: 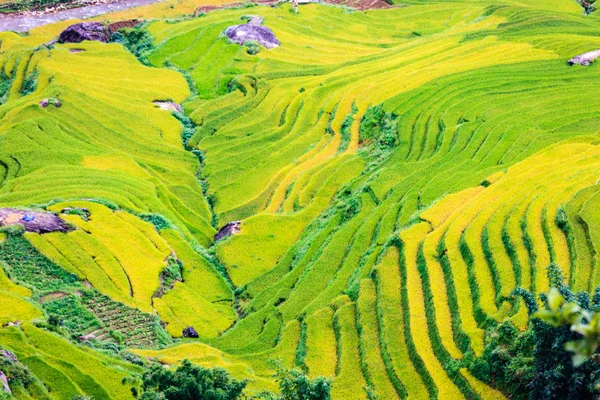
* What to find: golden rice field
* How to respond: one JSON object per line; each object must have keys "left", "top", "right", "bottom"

{"left": 0, "top": 0, "right": 599, "bottom": 398}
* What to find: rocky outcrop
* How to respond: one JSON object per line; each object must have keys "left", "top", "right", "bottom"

{"left": 0, "top": 208, "right": 71, "bottom": 233}
{"left": 153, "top": 101, "right": 183, "bottom": 113}
{"left": 0, "top": 351, "right": 18, "bottom": 364}
{"left": 182, "top": 326, "right": 199, "bottom": 338}
{"left": 78, "top": 334, "right": 96, "bottom": 341}
{"left": 0, "top": 371, "right": 10, "bottom": 395}
{"left": 58, "top": 22, "right": 109, "bottom": 44}
{"left": 214, "top": 221, "right": 241, "bottom": 242}
{"left": 225, "top": 22, "right": 280, "bottom": 49}
{"left": 39, "top": 98, "right": 61, "bottom": 108}
{"left": 568, "top": 50, "right": 600, "bottom": 66}
{"left": 0, "top": 350, "right": 20, "bottom": 395}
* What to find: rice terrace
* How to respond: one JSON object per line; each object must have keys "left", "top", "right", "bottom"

{"left": 0, "top": 0, "right": 599, "bottom": 398}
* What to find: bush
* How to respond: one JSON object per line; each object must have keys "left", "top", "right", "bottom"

{"left": 471, "top": 265, "right": 600, "bottom": 399}
{"left": 110, "top": 25, "right": 155, "bottom": 64}
{"left": 0, "top": 352, "right": 35, "bottom": 388}
{"left": 271, "top": 364, "right": 331, "bottom": 400}
{"left": 245, "top": 40, "right": 261, "bottom": 55}
{"left": 139, "top": 213, "right": 172, "bottom": 231}
{"left": 20, "top": 69, "right": 38, "bottom": 96}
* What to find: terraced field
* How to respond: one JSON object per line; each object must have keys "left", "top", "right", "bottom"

{"left": 0, "top": 0, "right": 599, "bottom": 398}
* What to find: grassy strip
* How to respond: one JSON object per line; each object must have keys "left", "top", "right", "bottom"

{"left": 416, "top": 244, "right": 480, "bottom": 400}
{"left": 501, "top": 218, "right": 524, "bottom": 315}
{"left": 338, "top": 103, "right": 357, "bottom": 154}
{"left": 394, "top": 238, "right": 438, "bottom": 399}
{"left": 521, "top": 208, "right": 537, "bottom": 294}
{"left": 458, "top": 234, "right": 487, "bottom": 326}
{"left": 541, "top": 209, "right": 556, "bottom": 264}
{"left": 373, "top": 269, "right": 408, "bottom": 399}
{"left": 293, "top": 315, "right": 308, "bottom": 371}
{"left": 481, "top": 228, "right": 503, "bottom": 306}
{"left": 555, "top": 207, "right": 577, "bottom": 287}
{"left": 332, "top": 305, "right": 343, "bottom": 377}
{"left": 437, "top": 235, "right": 471, "bottom": 353}
{"left": 354, "top": 296, "right": 373, "bottom": 391}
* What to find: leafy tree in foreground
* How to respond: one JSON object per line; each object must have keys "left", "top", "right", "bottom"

{"left": 132, "top": 360, "right": 331, "bottom": 400}
{"left": 471, "top": 264, "right": 600, "bottom": 399}
{"left": 136, "top": 360, "right": 246, "bottom": 400}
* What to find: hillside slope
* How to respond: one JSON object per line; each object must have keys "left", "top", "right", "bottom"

{"left": 0, "top": 0, "right": 599, "bottom": 398}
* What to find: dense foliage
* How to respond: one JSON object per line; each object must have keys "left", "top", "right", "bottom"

{"left": 470, "top": 266, "right": 600, "bottom": 399}
{"left": 135, "top": 360, "right": 330, "bottom": 400}
{"left": 137, "top": 360, "right": 247, "bottom": 400}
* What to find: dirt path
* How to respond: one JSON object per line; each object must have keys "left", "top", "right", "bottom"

{"left": 0, "top": 0, "right": 163, "bottom": 32}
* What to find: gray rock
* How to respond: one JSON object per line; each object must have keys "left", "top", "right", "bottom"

{"left": 58, "top": 22, "right": 109, "bottom": 44}
{"left": 214, "top": 221, "right": 241, "bottom": 242}
{"left": 153, "top": 101, "right": 183, "bottom": 113}
{"left": 0, "top": 371, "right": 10, "bottom": 395}
{"left": 568, "top": 50, "right": 600, "bottom": 66}
{"left": 225, "top": 24, "right": 280, "bottom": 49}
{"left": 182, "top": 326, "right": 199, "bottom": 338}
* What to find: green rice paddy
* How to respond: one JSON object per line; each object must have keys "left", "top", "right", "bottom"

{"left": 0, "top": 0, "right": 598, "bottom": 398}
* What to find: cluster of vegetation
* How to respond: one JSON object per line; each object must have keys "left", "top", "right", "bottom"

{"left": 139, "top": 213, "right": 172, "bottom": 231}
{"left": 244, "top": 41, "right": 261, "bottom": 56}
{"left": 19, "top": 69, "right": 38, "bottom": 96}
{"left": 2, "top": 0, "right": 600, "bottom": 399}
{"left": 0, "top": 230, "right": 79, "bottom": 292}
{"left": 154, "top": 256, "right": 183, "bottom": 297}
{"left": 110, "top": 25, "right": 155, "bottom": 65}
{"left": 467, "top": 266, "right": 600, "bottom": 398}
{"left": 130, "top": 360, "right": 330, "bottom": 400}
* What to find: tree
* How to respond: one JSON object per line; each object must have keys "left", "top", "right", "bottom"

{"left": 131, "top": 361, "right": 331, "bottom": 400}
{"left": 469, "top": 264, "right": 600, "bottom": 399}
{"left": 137, "top": 360, "right": 246, "bottom": 400}
{"left": 272, "top": 364, "right": 330, "bottom": 400}
{"left": 534, "top": 287, "right": 600, "bottom": 367}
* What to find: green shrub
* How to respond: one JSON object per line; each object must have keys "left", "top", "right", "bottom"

{"left": 245, "top": 40, "right": 261, "bottom": 55}
{"left": 139, "top": 213, "right": 172, "bottom": 231}
{"left": 110, "top": 25, "right": 155, "bottom": 64}
{"left": 20, "top": 69, "right": 38, "bottom": 96}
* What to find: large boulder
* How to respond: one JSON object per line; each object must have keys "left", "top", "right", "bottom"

{"left": 182, "top": 326, "right": 199, "bottom": 338}
{"left": 214, "top": 221, "right": 241, "bottom": 242}
{"left": 568, "top": 50, "right": 600, "bottom": 66}
{"left": 0, "top": 208, "right": 71, "bottom": 233}
{"left": 225, "top": 24, "right": 280, "bottom": 49}
{"left": 58, "top": 22, "right": 109, "bottom": 44}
